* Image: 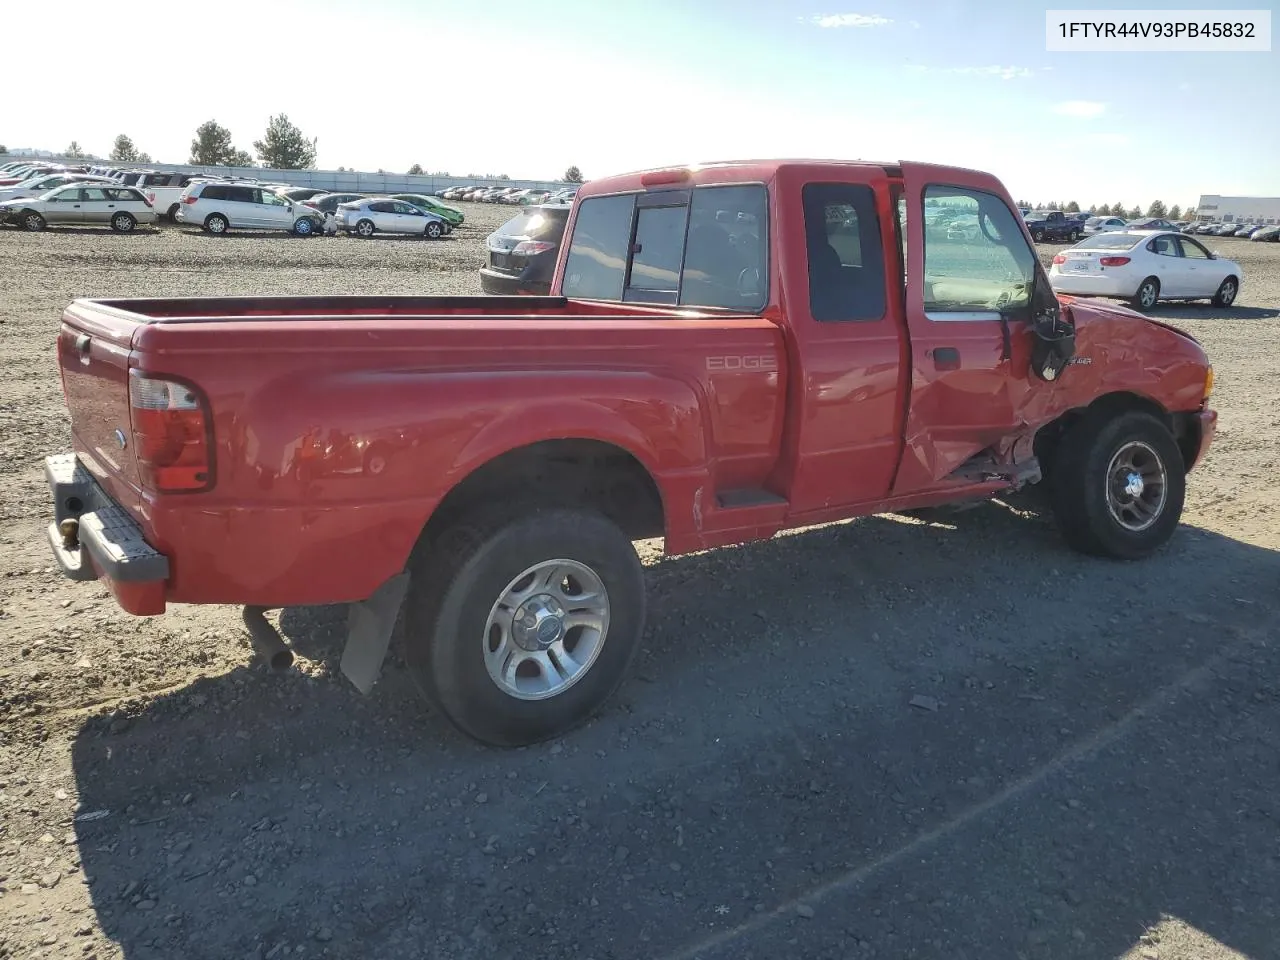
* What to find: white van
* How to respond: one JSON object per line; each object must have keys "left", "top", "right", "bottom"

{"left": 176, "top": 181, "right": 320, "bottom": 235}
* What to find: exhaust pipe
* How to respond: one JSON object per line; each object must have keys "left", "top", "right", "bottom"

{"left": 242, "top": 606, "right": 294, "bottom": 671}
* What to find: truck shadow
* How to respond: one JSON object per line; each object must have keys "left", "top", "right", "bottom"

{"left": 68, "top": 507, "right": 1280, "bottom": 960}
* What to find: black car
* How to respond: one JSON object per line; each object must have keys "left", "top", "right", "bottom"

{"left": 479, "top": 203, "right": 571, "bottom": 295}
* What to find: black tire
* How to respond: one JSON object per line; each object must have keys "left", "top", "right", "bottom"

{"left": 204, "top": 213, "right": 229, "bottom": 235}
{"left": 1211, "top": 276, "right": 1238, "bottom": 307}
{"left": 1132, "top": 276, "right": 1159, "bottom": 310}
{"left": 355, "top": 218, "right": 375, "bottom": 238}
{"left": 1048, "top": 410, "right": 1186, "bottom": 560}
{"left": 167, "top": 204, "right": 181, "bottom": 224}
{"left": 404, "top": 506, "right": 646, "bottom": 747}
{"left": 1032, "top": 228, "right": 1045, "bottom": 242}
{"left": 1070, "top": 229, "right": 1081, "bottom": 242}
{"left": 425, "top": 220, "right": 443, "bottom": 239}
{"left": 110, "top": 212, "right": 136, "bottom": 233}
{"left": 293, "top": 216, "right": 315, "bottom": 237}
{"left": 22, "top": 211, "right": 46, "bottom": 232}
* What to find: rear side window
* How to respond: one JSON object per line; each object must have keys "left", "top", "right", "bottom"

{"left": 369, "top": 201, "right": 395, "bottom": 213}
{"left": 802, "top": 183, "right": 886, "bottom": 322}
{"left": 560, "top": 195, "right": 634, "bottom": 301}
{"left": 200, "top": 184, "right": 226, "bottom": 200}
{"left": 560, "top": 185, "right": 768, "bottom": 310}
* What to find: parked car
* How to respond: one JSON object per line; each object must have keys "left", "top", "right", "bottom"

{"left": 1082, "top": 216, "right": 1128, "bottom": 235}
{"left": 300, "top": 192, "right": 368, "bottom": 216}
{"left": 1250, "top": 224, "right": 1280, "bottom": 242}
{"left": 0, "top": 172, "right": 111, "bottom": 202}
{"left": 1233, "top": 223, "right": 1263, "bottom": 237}
{"left": 1209, "top": 222, "right": 1241, "bottom": 236}
{"left": 136, "top": 172, "right": 210, "bottom": 223}
{"left": 0, "top": 183, "right": 156, "bottom": 232}
{"left": 1023, "top": 210, "right": 1081, "bottom": 242}
{"left": 479, "top": 203, "right": 572, "bottom": 295}
{"left": 43, "top": 159, "right": 1217, "bottom": 747}
{"left": 0, "top": 163, "right": 60, "bottom": 187}
{"left": 176, "top": 181, "right": 321, "bottom": 235}
{"left": 1049, "top": 230, "right": 1241, "bottom": 309}
{"left": 277, "top": 187, "right": 331, "bottom": 203}
{"left": 338, "top": 198, "right": 452, "bottom": 238}
{"left": 389, "top": 193, "right": 465, "bottom": 225}
{"left": 1127, "top": 217, "right": 1178, "bottom": 232}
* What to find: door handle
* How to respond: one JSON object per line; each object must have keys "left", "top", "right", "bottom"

{"left": 932, "top": 347, "right": 961, "bottom": 371}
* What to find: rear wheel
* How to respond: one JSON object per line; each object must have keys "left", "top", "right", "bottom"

{"left": 1211, "top": 276, "right": 1238, "bottom": 307}
{"left": 355, "top": 218, "right": 375, "bottom": 238}
{"left": 404, "top": 506, "right": 646, "bottom": 747}
{"left": 167, "top": 203, "right": 181, "bottom": 224}
{"left": 1049, "top": 410, "right": 1185, "bottom": 560}
{"left": 22, "top": 211, "right": 46, "bottom": 232}
{"left": 204, "top": 213, "right": 229, "bottom": 235}
{"left": 1132, "top": 276, "right": 1159, "bottom": 310}
{"left": 110, "top": 212, "right": 136, "bottom": 233}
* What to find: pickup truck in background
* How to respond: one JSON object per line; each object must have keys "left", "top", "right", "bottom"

{"left": 45, "top": 159, "right": 1217, "bottom": 746}
{"left": 1023, "top": 209, "right": 1082, "bottom": 243}
{"left": 136, "top": 172, "right": 209, "bottom": 223}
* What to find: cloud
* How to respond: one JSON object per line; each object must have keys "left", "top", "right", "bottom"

{"left": 906, "top": 64, "right": 1034, "bottom": 80}
{"left": 1052, "top": 100, "right": 1107, "bottom": 118}
{"left": 810, "top": 13, "right": 893, "bottom": 28}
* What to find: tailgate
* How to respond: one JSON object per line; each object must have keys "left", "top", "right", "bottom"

{"left": 57, "top": 305, "right": 143, "bottom": 506}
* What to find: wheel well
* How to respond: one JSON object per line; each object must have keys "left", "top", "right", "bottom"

{"left": 420, "top": 439, "right": 665, "bottom": 546}
{"left": 1032, "top": 391, "right": 1198, "bottom": 478}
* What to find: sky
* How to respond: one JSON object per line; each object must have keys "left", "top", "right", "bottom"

{"left": 5, "top": 0, "right": 1276, "bottom": 208}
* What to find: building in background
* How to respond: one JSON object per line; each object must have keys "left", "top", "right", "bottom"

{"left": 1195, "top": 195, "right": 1280, "bottom": 225}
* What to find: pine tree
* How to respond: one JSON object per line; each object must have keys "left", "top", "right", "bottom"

{"left": 253, "top": 114, "right": 317, "bottom": 170}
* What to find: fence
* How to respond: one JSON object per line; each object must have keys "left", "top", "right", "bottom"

{"left": 0, "top": 155, "right": 571, "bottom": 195}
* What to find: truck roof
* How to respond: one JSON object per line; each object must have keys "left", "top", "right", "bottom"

{"left": 578, "top": 159, "right": 999, "bottom": 196}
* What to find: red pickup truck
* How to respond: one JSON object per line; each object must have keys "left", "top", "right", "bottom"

{"left": 45, "top": 159, "right": 1217, "bottom": 746}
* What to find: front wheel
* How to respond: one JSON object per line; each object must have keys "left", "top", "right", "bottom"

{"left": 425, "top": 220, "right": 443, "bottom": 239}
{"left": 110, "top": 212, "right": 136, "bottom": 233}
{"left": 1032, "top": 228, "right": 1045, "bottom": 242}
{"left": 404, "top": 506, "right": 647, "bottom": 746}
{"left": 293, "top": 216, "right": 315, "bottom": 236}
{"left": 22, "top": 211, "right": 46, "bottom": 232}
{"left": 1049, "top": 410, "right": 1186, "bottom": 560}
{"left": 1211, "top": 276, "right": 1238, "bottom": 307}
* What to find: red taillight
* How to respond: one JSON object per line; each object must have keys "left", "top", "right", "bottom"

{"left": 128, "top": 372, "right": 214, "bottom": 493}
{"left": 1052, "top": 254, "right": 1066, "bottom": 264}
{"left": 513, "top": 240, "right": 556, "bottom": 256}
{"left": 182, "top": 195, "right": 198, "bottom": 204}
{"left": 1099, "top": 256, "right": 1131, "bottom": 267}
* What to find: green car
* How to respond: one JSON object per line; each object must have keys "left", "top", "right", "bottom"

{"left": 391, "top": 194, "right": 464, "bottom": 226}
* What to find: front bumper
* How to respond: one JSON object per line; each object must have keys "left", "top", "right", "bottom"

{"left": 45, "top": 454, "right": 169, "bottom": 615}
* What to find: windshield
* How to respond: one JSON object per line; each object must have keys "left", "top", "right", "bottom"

{"left": 1074, "top": 233, "right": 1140, "bottom": 249}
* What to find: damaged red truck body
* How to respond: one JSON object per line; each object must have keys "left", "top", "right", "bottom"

{"left": 46, "top": 159, "right": 1217, "bottom": 746}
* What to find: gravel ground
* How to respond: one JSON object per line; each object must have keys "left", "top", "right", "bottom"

{"left": 1, "top": 212, "right": 1279, "bottom": 960}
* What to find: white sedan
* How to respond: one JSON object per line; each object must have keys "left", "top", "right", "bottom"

{"left": 1081, "top": 215, "right": 1128, "bottom": 235}
{"left": 1049, "top": 231, "right": 1242, "bottom": 309}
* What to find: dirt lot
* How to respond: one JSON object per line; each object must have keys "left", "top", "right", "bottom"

{"left": 2, "top": 210, "right": 1279, "bottom": 960}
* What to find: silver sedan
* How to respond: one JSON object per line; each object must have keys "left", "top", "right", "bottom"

{"left": 338, "top": 198, "right": 452, "bottom": 239}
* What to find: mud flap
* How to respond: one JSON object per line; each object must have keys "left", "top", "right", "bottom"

{"left": 340, "top": 572, "right": 410, "bottom": 694}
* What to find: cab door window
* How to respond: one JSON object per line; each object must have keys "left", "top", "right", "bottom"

{"left": 922, "top": 186, "right": 1036, "bottom": 320}
{"left": 802, "top": 183, "right": 886, "bottom": 322}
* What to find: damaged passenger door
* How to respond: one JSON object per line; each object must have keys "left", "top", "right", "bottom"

{"left": 892, "top": 163, "right": 1046, "bottom": 494}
